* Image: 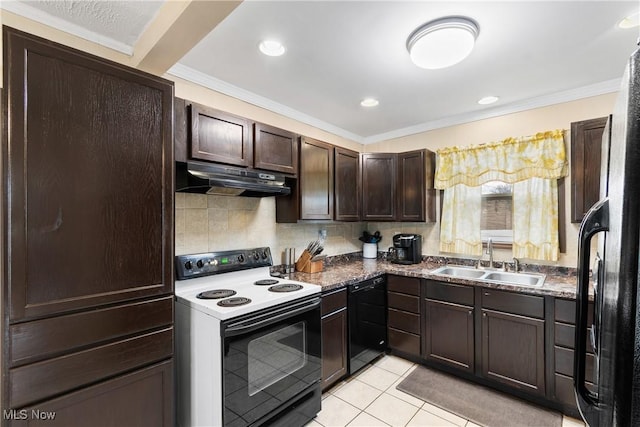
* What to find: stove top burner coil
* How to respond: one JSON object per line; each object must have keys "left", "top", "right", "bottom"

{"left": 268, "top": 284, "right": 304, "bottom": 293}
{"left": 196, "top": 289, "right": 237, "bottom": 299}
{"left": 217, "top": 297, "right": 252, "bottom": 307}
{"left": 254, "top": 279, "right": 280, "bottom": 286}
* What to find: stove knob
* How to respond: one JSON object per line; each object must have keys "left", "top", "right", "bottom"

{"left": 237, "top": 254, "right": 245, "bottom": 263}
{"left": 196, "top": 259, "right": 204, "bottom": 268}
{"left": 184, "top": 261, "right": 193, "bottom": 270}
{"left": 212, "top": 259, "right": 219, "bottom": 266}
{"left": 252, "top": 251, "right": 260, "bottom": 261}
{"left": 261, "top": 250, "right": 268, "bottom": 259}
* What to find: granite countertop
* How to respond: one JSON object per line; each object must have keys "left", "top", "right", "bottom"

{"left": 285, "top": 258, "right": 585, "bottom": 300}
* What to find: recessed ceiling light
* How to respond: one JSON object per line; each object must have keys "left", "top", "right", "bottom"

{"left": 478, "top": 96, "right": 499, "bottom": 105}
{"left": 259, "top": 40, "right": 285, "bottom": 56}
{"left": 360, "top": 98, "right": 379, "bottom": 107}
{"left": 618, "top": 12, "right": 639, "bottom": 29}
{"left": 407, "top": 16, "right": 479, "bottom": 69}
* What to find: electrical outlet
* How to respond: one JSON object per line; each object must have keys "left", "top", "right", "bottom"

{"left": 319, "top": 229, "right": 327, "bottom": 239}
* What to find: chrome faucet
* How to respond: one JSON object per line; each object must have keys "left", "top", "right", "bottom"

{"left": 513, "top": 257, "right": 521, "bottom": 273}
{"left": 475, "top": 238, "right": 495, "bottom": 269}
{"left": 487, "top": 238, "right": 494, "bottom": 269}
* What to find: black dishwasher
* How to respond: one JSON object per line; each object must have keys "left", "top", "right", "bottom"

{"left": 348, "top": 275, "right": 387, "bottom": 375}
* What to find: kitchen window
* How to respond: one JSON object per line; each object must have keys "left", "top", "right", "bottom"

{"left": 435, "top": 130, "right": 567, "bottom": 261}
{"left": 481, "top": 181, "right": 513, "bottom": 245}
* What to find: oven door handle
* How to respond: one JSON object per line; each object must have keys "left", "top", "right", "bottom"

{"left": 224, "top": 296, "right": 320, "bottom": 337}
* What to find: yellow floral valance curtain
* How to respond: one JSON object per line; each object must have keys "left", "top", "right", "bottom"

{"left": 437, "top": 130, "right": 567, "bottom": 262}
{"left": 435, "top": 130, "right": 567, "bottom": 189}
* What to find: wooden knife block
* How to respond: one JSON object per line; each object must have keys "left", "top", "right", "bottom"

{"left": 295, "top": 250, "right": 324, "bottom": 273}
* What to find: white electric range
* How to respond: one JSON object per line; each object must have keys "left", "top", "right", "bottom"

{"left": 174, "top": 247, "right": 322, "bottom": 427}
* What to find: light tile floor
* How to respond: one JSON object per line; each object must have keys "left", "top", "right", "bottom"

{"left": 306, "top": 355, "right": 586, "bottom": 427}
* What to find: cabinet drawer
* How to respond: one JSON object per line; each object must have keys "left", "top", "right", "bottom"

{"left": 322, "top": 288, "right": 347, "bottom": 316}
{"left": 555, "top": 373, "right": 596, "bottom": 407}
{"left": 426, "top": 280, "right": 474, "bottom": 306}
{"left": 555, "top": 346, "right": 596, "bottom": 383}
{"left": 388, "top": 292, "right": 420, "bottom": 313}
{"left": 388, "top": 327, "right": 420, "bottom": 356}
{"left": 17, "top": 361, "right": 173, "bottom": 427}
{"left": 555, "top": 298, "right": 593, "bottom": 324}
{"left": 10, "top": 296, "right": 173, "bottom": 367}
{"left": 9, "top": 327, "right": 173, "bottom": 408}
{"left": 554, "top": 322, "right": 595, "bottom": 353}
{"left": 481, "top": 289, "right": 544, "bottom": 319}
{"left": 388, "top": 309, "right": 420, "bottom": 334}
{"left": 387, "top": 275, "right": 420, "bottom": 296}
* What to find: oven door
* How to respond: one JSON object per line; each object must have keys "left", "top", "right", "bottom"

{"left": 221, "top": 296, "right": 322, "bottom": 426}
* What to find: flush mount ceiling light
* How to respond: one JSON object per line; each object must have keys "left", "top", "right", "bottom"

{"left": 259, "top": 40, "right": 285, "bottom": 56}
{"left": 407, "top": 16, "right": 479, "bottom": 69}
{"left": 360, "top": 98, "right": 379, "bottom": 107}
{"left": 478, "top": 95, "right": 499, "bottom": 105}
{"left": 618, "top": 12, "right": 640, "bottom": 29}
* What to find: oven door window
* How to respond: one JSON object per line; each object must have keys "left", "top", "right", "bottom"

{"left": 247, "top": 321, "right": 306, "bottom": 396}
{"left": 222, "top": 298, "right": 321, "bottom": 426}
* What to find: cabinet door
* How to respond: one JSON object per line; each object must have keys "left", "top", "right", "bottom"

{"left": 397, "top": 150, "right": 429, "bottom": 222}
{"left": 254, "top": 123, "right": 298, "bottom": 175}
{"left": 300, "top": 137, "right": 334, "bottom": 220}
{"left": 361, "top": 153, "right": 397, "bottom": 221}
{"left": 334, "top": 147, "right": 361, "bottom": 221}
{"left": 321, "top": 309, "right": 347, "bottom": 390}
{"left": 190, "top": 103, "right": 252, "bottom": 167}
{"left": 570, "top": 116, "right": 608, "bottom": 222}
{"left": 5, "top": 28, "right": 174, "bottom": 321}
{"left": 482, "top": 309, "right": 545, "bottom": 395}
{"left": 424, "top": 299, "right": 474, "bottom": 373}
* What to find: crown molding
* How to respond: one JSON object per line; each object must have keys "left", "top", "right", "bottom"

{"left": 362, "top": 78, "right": 621, "bottom": 144}
{"left": 168, "top": 64, "right": 364, "bottom": 143}
{"left": 1, "top": 1, "right": 133, "bottom": 55}
{"left": 170, "top": 63, "right": 620, "bottom": 146}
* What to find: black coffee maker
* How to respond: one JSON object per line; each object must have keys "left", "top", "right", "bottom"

{"left": 388, "top": 234, "right": 422, "bottom": 264}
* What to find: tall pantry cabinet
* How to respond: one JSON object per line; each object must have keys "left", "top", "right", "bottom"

{"left": 1, "top": 27, "right": 174, "bottom": 425}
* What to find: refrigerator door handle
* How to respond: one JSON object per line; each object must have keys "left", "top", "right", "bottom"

{"left": 575, "top": 198, "right": 609, "bottom": 427}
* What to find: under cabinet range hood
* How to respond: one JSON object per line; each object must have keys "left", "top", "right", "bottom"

{"left": 176, "top": 161, "right": 291, "bottom": 197}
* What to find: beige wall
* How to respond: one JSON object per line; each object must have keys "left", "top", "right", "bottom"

{"left": 366, "top": 93, "right": 617, "bottom": 267}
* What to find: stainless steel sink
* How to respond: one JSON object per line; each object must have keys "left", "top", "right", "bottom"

{"left": 431, "top": 266, "right": 486, "bottom": 279}
{"left": 483, "top": 271, "right": 545, "bottom": 287}
{"left": 430, "top": 265, "right": 545, "bottom": 287}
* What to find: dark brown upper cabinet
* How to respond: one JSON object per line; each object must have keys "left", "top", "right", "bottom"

{"left": 334, "top": 147, "right": 361, "bottom": 221}
{"left": 190, "top": 102, "right": 253, "bottom": 167}
{"left": 361, "top": 153, "right": 397, "bottom": 221}
{"left": 571, "top": 116, "right": 608, "bottom": 223}
{"left": 397, "top": 149, "right": 436, "bottom": 222}
{"left": 254, "top": 123, "right": 299, "bottom": 175}
{"left": 6, "top": 27, "right": 174, "bottom": 322}
{"left": 299, "top": 137, "right": 334, "bottom": 220}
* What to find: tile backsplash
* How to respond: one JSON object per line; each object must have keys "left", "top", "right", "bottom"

{"left": 176, "top": 193, "right": 576, "bottom": 267}
{"left": 176, "top": 193, "right": 368, "bottom": 264}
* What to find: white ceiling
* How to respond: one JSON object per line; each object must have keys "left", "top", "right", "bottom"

{"left": 4, "top": 1, "right": 639, "bottom": 144}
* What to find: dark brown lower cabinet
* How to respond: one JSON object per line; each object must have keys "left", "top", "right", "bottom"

{"left": 387, "top": 275, "right": 421, "bottom": 359}
{"left": 14, "top": 361, "right": 173, "bottom": 427}
{"left": 553, "top": 298, "right": 596, "bottom": 412}
{"left": 321, "top": 289, "right": 348, "bottom": 390}
{"left": 424, "top": 300, "right": 474, "bottom": 373}
{"left": 481, "top": 308, "right": 545, "bottom": 395}
{"left": 423, "top": 280, "right": 475, "bottom": 373}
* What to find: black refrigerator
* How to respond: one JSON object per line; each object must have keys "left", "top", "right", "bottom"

{"left": 575, "top": 47, "right": 640, "bottom": 426}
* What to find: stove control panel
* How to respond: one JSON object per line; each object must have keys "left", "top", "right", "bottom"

{"left": 175, "top": 247, "right": 273, "bottom": 280}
